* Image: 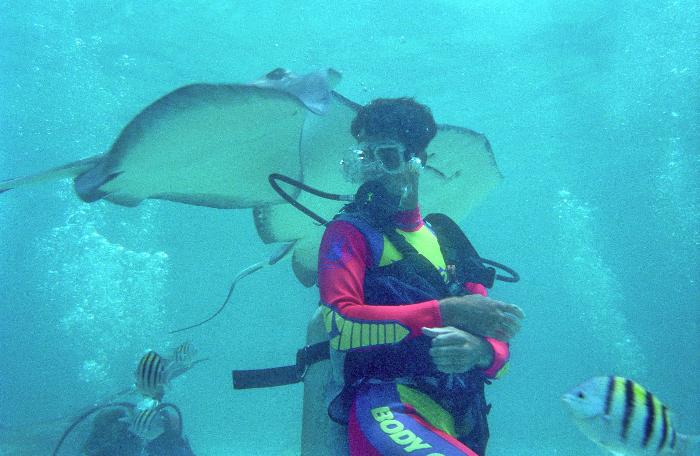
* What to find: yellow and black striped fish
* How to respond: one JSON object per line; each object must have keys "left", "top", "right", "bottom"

{"left": 128, "top": 404, "right": 166, "bottom": 441}
{"left": 135, "top": 344, "right": 206, "bottom": 400}
{"left": 135, "top": 350, "right": 171, "bottom": 400}
{"left": 562, "top": 376, "right": 699, "bottom": 455}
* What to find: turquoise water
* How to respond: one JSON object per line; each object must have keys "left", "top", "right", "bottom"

{"left": 1, "top": 1, "right": 698, "bottom": 455}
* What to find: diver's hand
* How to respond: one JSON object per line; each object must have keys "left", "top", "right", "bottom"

{"left": 438, "top": 295, "right": 524, "bottom": 340}
{"left": 422, "top": 327, "right": 493, "bottom": 373}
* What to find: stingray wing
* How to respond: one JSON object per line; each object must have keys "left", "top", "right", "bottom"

{"left": 76, "top": 83, "right": 307, "bottom": 208}
{"left": 254, "top": 93, "right": 503, "bottom": 286}
{"left": 420, "top": 125, "right": 502, "bottom": 217}
{"left": 0, "top": 69, "right": 341, "bottom": 208}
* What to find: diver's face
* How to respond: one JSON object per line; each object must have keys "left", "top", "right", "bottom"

{"left": 342, "top": 135, "right": 417, "bottom": 195}
{"left": 357, "top": 139, "right": 406, "bottom": 174}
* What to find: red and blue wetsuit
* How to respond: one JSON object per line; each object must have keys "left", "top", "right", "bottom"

{"left": 318, "top": 207, "right": 509, "bottom": 456}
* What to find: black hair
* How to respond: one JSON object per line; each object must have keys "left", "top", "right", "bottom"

{"left": 350, "top": 97, "right": 437, "bottom": 164}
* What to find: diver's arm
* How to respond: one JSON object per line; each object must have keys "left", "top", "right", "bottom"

{"left": 318, "top": 220, "right": 442, "bottom": 340}
{"left": 462, "top": 282, "right": 510, "bottom": 378}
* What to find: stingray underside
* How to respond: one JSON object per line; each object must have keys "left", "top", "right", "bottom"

{"left": 0, "top": 69, "right": 343, "bottom": 208}
{"left": 75, "top": 84, "right": 309, "bottom": 208}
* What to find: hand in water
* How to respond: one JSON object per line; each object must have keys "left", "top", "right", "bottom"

{"left": 422, "top": 327, "right": 494, "bottom": 373}
{"left": 439, "top": 295, "right": 524, "bottom": 340}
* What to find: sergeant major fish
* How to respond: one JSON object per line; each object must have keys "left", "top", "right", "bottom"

{"left": 135, "top": 343, "right": 206, "bottom": 400}
{"left": 127, "top": 404, "right": 167, "bottom": 441}
{"left": 562, "top": 376, "right": 700, "bottom": 455}
{"left": 135, "top": 350, "right": 171, "bottom": 400}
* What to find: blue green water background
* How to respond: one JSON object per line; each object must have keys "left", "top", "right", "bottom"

{"left": 1, "top": 1, "right": 698, "bottom": 454}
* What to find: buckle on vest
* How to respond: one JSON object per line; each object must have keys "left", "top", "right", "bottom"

{"left": 296, "top": 345, "right": 311, "bottom": 381}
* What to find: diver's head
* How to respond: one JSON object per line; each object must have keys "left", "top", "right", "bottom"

{"left": 351, "top": 97, "right": 437, "bottom": 164}
{"left": 342, "top": 98, "right": 437, "bottom": 194}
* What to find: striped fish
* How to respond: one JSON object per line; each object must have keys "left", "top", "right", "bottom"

{"left": 172, "top": 341, "right": 197, "bottom": 367}
{"left": 128, "top": 404, "right": 166, "bottom": 441}
{"left": 135, "top": 344, "right": 207, "bottom": 400}
{"left": 135, "top": 350, "right": 171, "bottom": 400}
{"left": 562, "top": 376, "right": 699, "bottom": 455}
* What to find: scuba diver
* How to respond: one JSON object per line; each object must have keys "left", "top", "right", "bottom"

{"left": 314, "top": 98, "right": 524, "bottom": 456}
{"left": 52, "top": 395, "right": 196, "bottom": 456}
{"left": 80, "top": 401, "right": 195, "bottom": 456}
{"left": 231, "top": 97, "right": 524, "bottom": 455}
{"left": 53, "top": 343, "right": 201, "bottom": 456}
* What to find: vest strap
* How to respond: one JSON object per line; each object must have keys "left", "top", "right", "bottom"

{"left": 231, "top": 341, "right": 330, "bottom": 389}
{"left": 424, "top": 213, "right": 497, "bottom": 288}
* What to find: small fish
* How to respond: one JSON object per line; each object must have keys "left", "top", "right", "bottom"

{"left": 172, "top": 341, "right": 197, "bottom": 367}
{"left": 135, "top": 350, "right": 171, "bottom": 400}
{"left": 135, "top": 344, "right": 207, "bottom": 400}
{"left": 562, "top": 376, "right": 700, "bottom": 455}
{"left": 128, "top": 404, "right": 166, "bottom": 441}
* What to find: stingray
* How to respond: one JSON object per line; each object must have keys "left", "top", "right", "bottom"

{"left": 0, "top": 68, "right": 502, "bottom": 286}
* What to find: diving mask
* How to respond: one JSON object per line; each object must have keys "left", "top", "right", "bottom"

{"left": 341, "top": 141, "right": 423, "bottom": 183}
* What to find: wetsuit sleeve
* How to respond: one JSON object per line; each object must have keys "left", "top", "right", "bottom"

{"left": 318, "top": 220, "right": 442, "bottom": 349}
{"left": 465, "top": 282, "right": 510, "bottom": 379}
{"left": 482, "top": 338, "right": 509, "bottom": 378}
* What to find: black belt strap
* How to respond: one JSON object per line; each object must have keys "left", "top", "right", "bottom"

{"left": 231, "top": 341, "right": 330, "bottom": 389}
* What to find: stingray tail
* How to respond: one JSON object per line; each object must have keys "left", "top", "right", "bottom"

{"left": 0, "top": 155, "right": 103, "bottom": 194}
{"left": 170, "top": 242, "right": 295, "bottom": 333}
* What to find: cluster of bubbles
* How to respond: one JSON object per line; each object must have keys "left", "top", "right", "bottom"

{"left": 36, "top": 182, "right": 170, "bottom": 390}
{"left": 654, "top": 137, "right": 699, "bottom": 261}
{"left": 554, "top": 189, "right": 648, "bottom": 378}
